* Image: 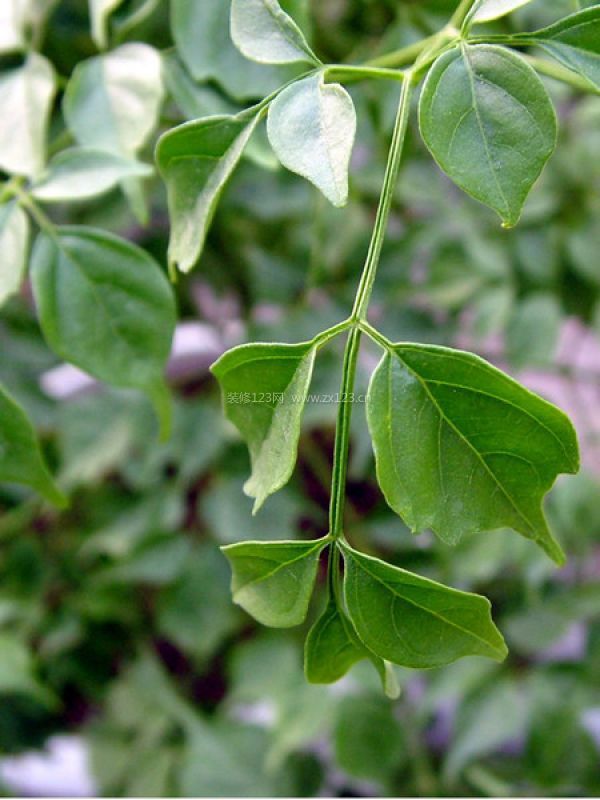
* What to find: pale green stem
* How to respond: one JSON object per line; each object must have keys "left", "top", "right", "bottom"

{"left": 325, "top": 64, "right": 404, "bottom": 83}
{"left": 365, "top": 34, "right": 438, "bottom": 69}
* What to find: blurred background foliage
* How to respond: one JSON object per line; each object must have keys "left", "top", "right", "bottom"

{"left": 0, "top": 0, "right": 599, "bottom": 796}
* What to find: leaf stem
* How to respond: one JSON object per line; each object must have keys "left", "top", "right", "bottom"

{"left": 365, "top": 34, "right": 439, "bottom": 69}
{"left": 351, "top": 73, "right": 415, "bottom": 322}
{"left": 11, "top": 184, "right": 59, "bottom": 240}
{"left": 325, "top": 64, "right": 404, "bottom": 84}
{"left": 452, "top": 0, "right": 481, "bottom": 30}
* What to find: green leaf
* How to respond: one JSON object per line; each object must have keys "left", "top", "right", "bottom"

{"left": 30, "top": 227, "right": 176, "bottom": 395}
{"left": 0, "top": 53, "right": 56, "bottom": 178}
{"left": 89, "top": 0, "right": 125, "bottom": 49}
{"left": 506, "top": 292, "right": 561, "bottom": 368}
{"left": 0, "top": 201, "right": 29, "bottom": 307}
{"left": 32, "top": 147, "right": 153, "bottom": 203}
{"left": 342, "top": 543, "right": 507, "bottom": 668}
{"left": 221, "top": 538, "right": 328, "bottom": 627}
{"left": 63, "top": 43, "right": 163, "bottom": 156}
{"left": 526, "top": 7, "right": 600, "bottom": 92}
{"left": 230, "top": 0, "right": 318, "bottom": 65}
{"left": 468, "top": 0, "right": 534, "bottom": 25}
{"left": 267, "top": 73, "right": 357, "bottom": 207}
{"left": 171, "top": 0, "right": 298, "bottom": 102}
{"left": 366, "top": 343, "right": 578, "bottom": 564}
{"left": 419, "top": 45, "right": 556, "bottom": 227}
{"left": 304, "top": 596, "right": 368, "bottom": 684}
{"left": 211, "top": 341, "right": 316, "bottom": 511}
{"left": 0, "top": 383, "right": 66, "bottom": 507}
{"left": 0, "top": 0, "right": 27, "bottom": 52}
{"left": 156, "top": 112, "right": 260, "bottom": 274}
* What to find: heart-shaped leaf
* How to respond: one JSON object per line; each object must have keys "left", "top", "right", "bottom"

{"left": 211, "top": 341, "right": 316, "bottom": 512}
{"left": 221, "top": 538, "right": 328, "bottom": 627}
{"left": 419, "top": 45, "right": 556, "bottom": 227}
{"left": 267, "top": 72, "right": 357, "bottom": 207}
{"left": 0, "top": 384, "right": 66, "bottom": 508}
{"left": 156, "top": 112, "right": 260, "bottom": 274}
{"left": 367, "top": 343, "right": 579, "bottom": 564}
{"left": 230, "top": 0, "right": 318, "bottom": 65}
{"left": 342, "top": 544, "right": 507, "bottom": 668}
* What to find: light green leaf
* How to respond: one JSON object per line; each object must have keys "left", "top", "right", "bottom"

{"left": 468, "top": 0, "right": 534, "bottom": 25}
{"left": 342, "top": 544, "right": 507, "bottom": 668}
{"left": 63, "top": 43, "right": 163, "bottom": 156}
{"left": 526, "top": 7, "right": 600, "bottom": 92}
{"left": 221, "top": 538, "right": 328, "bottom": 627}
{"left": 31, "top": 227, "right": 175, "bottom": 394}
{"left": 0, "top": 383, "right": 66, "bottom": 507}
{"left": 156, "top": 112, "right": 259, "bottom": 274}
{"left": 419, "top": 45, "right": 556, "bottom": 227}
{"left": 0, "top": 201, "right": 29, "bottom": 307}
{"left": 230, "top": 0, "right": 318, "bottom": 65}
{"left": 267, "top": 73, "right": 357, "bottom": 207}
{"left": 0, "top": 0, "right": 27, "bottom": 52}
{"left": 171, "top": 0, "right": 298, "bottom": 102}
{"left": 0, "top": 53, "right": 56, "bottom": 178}
{"left": 32, "top": 147, "right": 153, "bottom": 203}
{"left": 211, "top": 341, "right": 316, "bottom": 511}
{"left": 304, "top": 597, "right": 368, "bottom": 684}
{"left": 89, "top": 0, "right": 125, "bottom": 49}
{"left": 366, "top": 343, "right": 578, "bottom": 564}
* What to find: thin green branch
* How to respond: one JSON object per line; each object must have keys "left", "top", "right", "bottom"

{"left": 325, "top": 64, "right": 404, "bottom": 84}
{"left": 365, "top": 34, "right": 438, "bottom": 69}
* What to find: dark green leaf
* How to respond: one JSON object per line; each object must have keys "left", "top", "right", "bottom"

{"left": 31, "top": 227, "right": 176, "bottom": 395}
{"left": 304, "top": 596, "right": 368, "bottom": 684}
{"left": 156, "top": 112, "right": 260, "bottom": 273}
{"left": 527, "top": 7, "right": 600, "bottom": 92}
{"left": 0, "top": 201, "right": 29, "bottom": 307}
{"left": 211, "top": 341, "right": 316, "bottom": 511}
{"left": 342, "top": 544, "right": 507, "bottom": 668}
{"left": 267, "top": 73, "right": 356, "bottom": 207}
{"left": 0, "top": 383, "right": 66, "bottom": 507}
{"left": 221, "top": 538, "right": 328, "bottom": 627}
{"left": 419, "top": 45, "right": 556, "bottom": 227}
{"left": 230, "top": 0, "right": 318, "bottom": 65}
{"left": 32, "top": 147, "right": 152, "bottom": 203}
{"left": 367, "top": 343, "right": 578, "bottom": 563}
{"left": 0, "top": 54, "right": 56, "bottom": 177}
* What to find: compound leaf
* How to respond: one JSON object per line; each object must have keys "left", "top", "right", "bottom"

{"left": 32, "top": 147, "right": 152, "bottom": 203}
{"left": 230, "top": 0, "right": 318, "bottom": 65}
{"left": 367, "top": 343, "right": 579, "bottom": 564}
{"left": 0, "top": 383, "right": 66, "bottom": 507}
{"left": 211, "top": 341, "right": 316, "bottom": 512}
{"left": 221, "top": 538, "right": 328, "bottom": 627}
{"left": 267, "top": 72, "right": 356, "bottom": 207}
{"left": 31, "top": 227, "right": 176, "bottom": 395}
{"left": 0, "top": 201, "right": 29, "bottom": 307}
{"left": 342, "top": 544, "right": 507, "bottom": 668}
{"left": 468, "top": 0, "right": 534, "bottom": 25}
{"left": 419, "top": 44, "right": 556, "bottom": 227}
{"left": 63, "top": 43, "right": 163, "bottom": 156}
{"left": 156, "top": 112, "right": 260, "bottom": 274}
{"left": 526, "top": 7, "right": 600, "bottom": 92}
{"left": 0, "top": 53, "right": 56, "bottom": 178}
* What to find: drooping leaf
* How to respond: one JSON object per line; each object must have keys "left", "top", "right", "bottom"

{"left": 30, "top": 227, "right": 176, "bottom": 395}
{"left": 267, "top": 73, "right": 357, "bottom": 207}
{"left": 221, "top": 538, "right": 328, "bottom": 627}
{"left": 0, "top": 201, "right": 29, "bottom": 307}
{"left": 156, "top": 112, "right": 260, "bottom": 274}
{"left": 468, "top": 0, "right": 535, "bottom": 25}
{"left": 525, "top": 7, "right": 600, "bottom": 92}
{"left": 0, "top": 383, "right": 66, "bottom": 507}
{"left": 366, "top": 343, "right": 578, "bottom": 564}
{"left": 32, "top": 147, "right": 153, "bottom": 203}
{"left": 63, "top": 43, "right": 163, "bottom": 156}
{"left": 171, "top": 0, "right": 298, "bottom": 102}
{"left": 342, "top": 544, "right": 507, "bottom": 668}
{"left": 304, "top": 596, "right": 368, "bottom": 684}
{"left": 0, "top": 53, "right": 56, "bottom": 178}
{"left": 211, "top": 341, "right": 316, "bottom": 511}
{"left": 230, "top": 0, "right": 318, "bottom": 65}
{"left": 89, "top": 0, "right": 125, "bottom": 49}
{"left": 419, "top": 44, "right": 556, "bottom": 227}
